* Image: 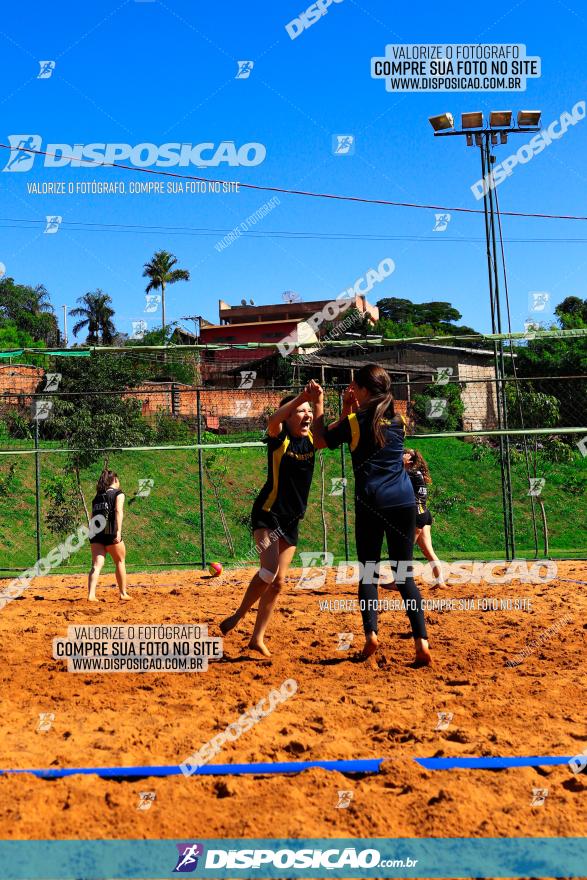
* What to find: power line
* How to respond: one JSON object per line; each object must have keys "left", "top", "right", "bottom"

{"left": 2, "top": 143, "right": 587, "bottom": 222}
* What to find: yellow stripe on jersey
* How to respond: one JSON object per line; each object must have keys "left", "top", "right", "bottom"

{"left": 399, "top": 413, "right": 407, "bottom": 436}
{"left": 262, "top": 435, "right": 290, "bottom": 512}
{"left": 348, "top": 412, "right": 360, "bottom": 452}
{"left": 308, "top": 430, "right": 314, "bottom": 446}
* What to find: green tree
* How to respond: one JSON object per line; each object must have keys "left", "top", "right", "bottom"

{"left": 42, "top": 353, "right": 152, "bottom": 522}
{"left": 70, "top": 290, "right": 116, "bottom": 344}
{"left": 143, "top": 251, "right": 190, "bottom": 332}
{"left": 412, "top": 382, "right": 464, "bottom": 432}
{"left": 0, "top": 277, "right": 60, "bottom": 344}
{"left": 555, "top": 296, "right": 587, "bottom": 324}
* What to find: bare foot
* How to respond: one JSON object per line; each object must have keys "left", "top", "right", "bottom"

{"left": 87, "top": 595, "right": 98, "bottom": 602}
{"left": 119, "top": 593, "right": 131, "bottom": 601}
{"left": 362, "top": 632, "right": 379, "bottom": 658}
{"left": 220, "top": 613, "right": 240, "bottom": 636}
{"left": 414, "top": 638, "right": 432, "bottom": 667}
{"left": 248, "top": 638, "right": 271, "bottom": 657}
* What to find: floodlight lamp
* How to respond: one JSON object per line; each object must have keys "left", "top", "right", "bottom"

{"left": 489, "top": 110, "right": 512, "bottom": 127}
{"left": 429, "top": 113, "right": 454, "bottom": 132}
{"left": 461, "top": 111, "right": 484, "bottom": 129}
{"left": 517, "top": 110, "right": 541, "bottom": 127}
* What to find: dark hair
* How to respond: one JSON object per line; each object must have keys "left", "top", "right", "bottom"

{"left": 354, "top": 364, "right": 395, "bottom": 448}
{"left": 405, "top": 448, "right": 432, "bottom": 484}
{"left": 279, "top": 394, "right": 297, "bottom": 407}
{"left": 97, "top": 469, "right": 119, "bottom": 493}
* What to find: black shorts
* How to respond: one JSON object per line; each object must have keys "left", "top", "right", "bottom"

{"left": 250, "top": 505, "right": 300, "bottom": 547}
{"left": 416, "top": 510, "right": 433, "bottom": 529}
{"left": 90, "top": 533, "right": 119, "bottom": 547}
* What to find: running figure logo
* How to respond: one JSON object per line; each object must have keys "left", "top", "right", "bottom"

{"left": 332, "top": 135, "right": 355, "bottom": 155}
{"left": 236, "top": 61, "right": 254, "bottom": 79}
{"left": 144, "top": 294, "right": 160, "bottom": 313}
{"left": 37, "top": 60, "right": 56, "bottom": 79}
{"left": 44, "top": 373, "right": 62, "bottom": 392}
{"left": 528, "top": 291, "right": 550, "bottom": 313}
{"left": 238, "top": 371, "right": 256, "bottom": 389}
{"left": 434, "top": 366, "right": 453, "bottom": 386}
{"left": 329, "top": 477, "right": 347, "bottom": 496}
{"left": 32, "top": 400, "right": 53, "bottom": 421}
{"left": 336, "top": 632, "right": 354, "bottom": 651}
{"left": 296, "top": 552, "right": 333, "bottom": 589}
{"left": 44, "top": 216, "right": 62, "bottom": 234}
{"left": 36, "top": 712, "right": 55, "bottom": 733}
{"left": 528, "top": 477, "right": 546, "bottom": 497}
{"left": 2, "top": 135, "right": 42, "bottom": 172}
{"left": 137, "top": 791, "right": 156, "bottom": 811}
{"left": 425, "top": 399, "right": 448, "bottom": 420}
{"left": 530, "top": 787, "right": 548, "bottom": 806}
{"left": 435, "top": 711, "right": 453, "bottom": 731}
{"left": 136, "top": 478, "right": 154, "bottom": 498}
{"left": 433, "top": 212, "right": 451, "bottom": 232}
{"left": 336, "top": 790, "right": 354, "bottom": 808}
{"left": 131, "top": 320, "right": 148, "bottom": 340}
{"left": 173, "top": 843, "right": 204, "bottom": 872}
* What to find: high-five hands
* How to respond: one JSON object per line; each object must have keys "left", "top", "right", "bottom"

{"left": 342, "top": 385, "right": 358, "bottom": 415}
{"left": 304, "top": 379, "right": 324, "bottom": 403}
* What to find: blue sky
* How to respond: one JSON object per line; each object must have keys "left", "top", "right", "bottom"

{"left": 1, "top": 0, "right": 586, "bottom": 340}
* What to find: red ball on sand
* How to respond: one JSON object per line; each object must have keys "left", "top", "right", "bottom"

{"left": 208, "top": 562, "right": 223, "bottom": 577}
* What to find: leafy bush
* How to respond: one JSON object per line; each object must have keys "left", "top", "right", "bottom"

{"left": 154, "top": 413, "right": 194, "bottom": 443}
{"left": 43, "top": 472, "right": 81, "bottom": 535}
{"left": 541, "top": 437, "right": 575, "bottom": 463}
{"left": 412, "top": 382, "right": 464, "bottom": 432}
{"left": 1, "top": 409, "right": 32, "bottom": 440}
{"left": 505, "top": 386, "right": 561, "bottom": 429}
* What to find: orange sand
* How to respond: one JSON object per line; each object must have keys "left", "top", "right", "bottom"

{"left": 0, "top": 562, "right": 585, "bottom": 840}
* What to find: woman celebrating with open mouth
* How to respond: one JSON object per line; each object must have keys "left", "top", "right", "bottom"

{"left": 220, "top": 380, "right": 324, "bottom": 657}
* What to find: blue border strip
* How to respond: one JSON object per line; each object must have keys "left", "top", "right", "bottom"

{"left": 416, "top": 755, "right": 573, "bottom": 769}
{"left": 0, "top": 755, "right": 577, "bottom": 777}
{"left": 0, "top": 758, "right": 384, "bottom": 779}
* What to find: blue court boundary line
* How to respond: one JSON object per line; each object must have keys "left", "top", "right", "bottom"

{"left": 416, "top": 755, "right": 573, "bottom": 770}
{"left": 0, "top": 758, "right": 383, "bottom": 779}
{"left": 0, "top": 755, "right": 576, "bottom": 778}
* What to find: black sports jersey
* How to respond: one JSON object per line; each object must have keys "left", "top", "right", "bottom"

{"left": 324, "top": 408, "right": 415, "bottom": 508}
{"left": 408, "top": 469, "right": 428, "bottom": 514}
{"left": 91, "top": 488, "right": 122, "bottom": 535}
{"left": 254, "top": 427, "right": 315, "bottom": 521}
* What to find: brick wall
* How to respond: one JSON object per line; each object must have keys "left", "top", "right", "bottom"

{"left": 458, "top": 363, "right": 498, "bottom": 431}
{"left": 0, "top": 364, "right": 44, "bottom": 410}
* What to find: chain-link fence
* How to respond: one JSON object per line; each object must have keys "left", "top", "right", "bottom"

{"left": 0, "top": 346, "right": 586, "bottom": 573}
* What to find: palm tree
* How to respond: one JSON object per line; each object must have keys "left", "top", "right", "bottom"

{"left": 142, "top": 250, "right": 190, "bottom": 332}
{"left": 70, "top": 290, "right": 116, "bottom": 345}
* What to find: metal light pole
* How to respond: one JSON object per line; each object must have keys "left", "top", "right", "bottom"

{"left": 429, "top": 110, "right": 542, "bottom": 561}
{"left": 62, "top": 305, "right": 68, "bottom": 347}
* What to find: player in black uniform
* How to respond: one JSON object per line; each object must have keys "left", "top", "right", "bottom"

{"left": 87, "top": 469, "right": 129, "bottom": 602}
{"left": 314, "top": 364, "right": 430, "bottom": 665}
{"left": 220, "top": 381, "right": 324, "bottom": 656}
{"left": 404, "top": 448, "right": 445, "bottom": 586}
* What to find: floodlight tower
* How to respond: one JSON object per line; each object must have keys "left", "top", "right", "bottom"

{"left": 429, "top": 110, "right": 542, "bottom": 560}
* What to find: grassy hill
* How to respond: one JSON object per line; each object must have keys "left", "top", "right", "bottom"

{"left": 0, "top": 436, "right": 585, "bottom": 575}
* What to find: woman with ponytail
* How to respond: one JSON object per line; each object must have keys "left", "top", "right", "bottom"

{"left": 87, "top": 468, "right": 129, "bottom": 602}
{"left": 314, "top": 364, "right": 430, "bottom": 665}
